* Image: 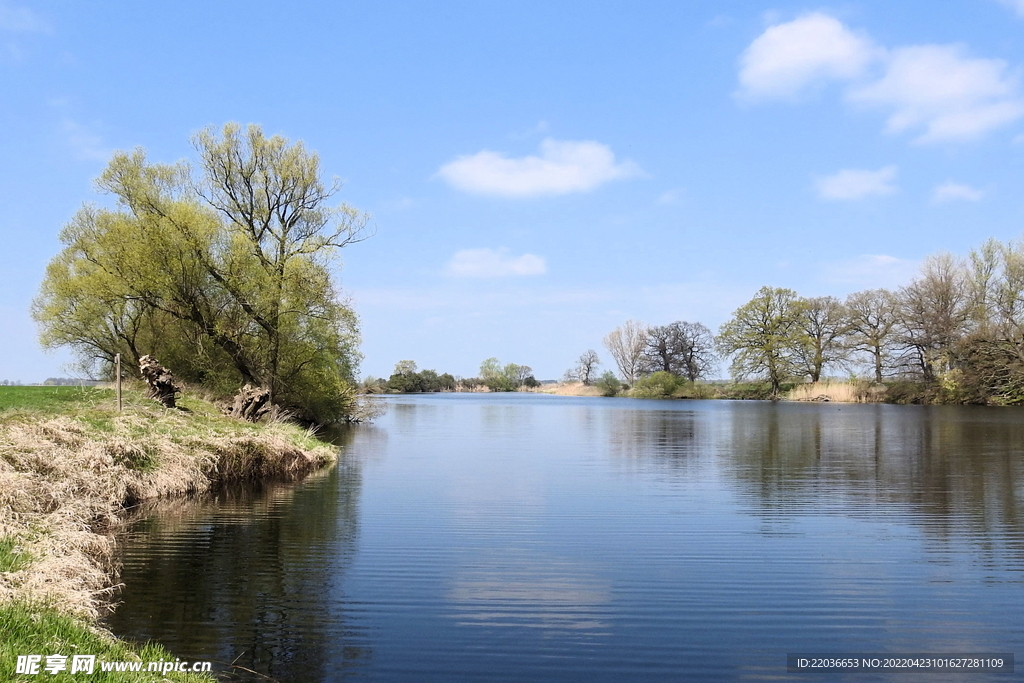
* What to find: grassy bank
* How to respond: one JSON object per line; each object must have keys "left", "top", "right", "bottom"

{"left": 0, "top": 385, "right": 338, "bottom": 681}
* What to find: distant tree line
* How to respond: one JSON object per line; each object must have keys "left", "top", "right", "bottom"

{"left": 713, "top": 238, "right": 1024, "bottom": 402}
{"left": 362, "top": 360, "right": 457, "bottom": 393}
{"left": 591, "top": 236, "right": 1024, "bottom": 404}
{"left": 364, "top": 358, "right": 539, "bottom": 394}
{"left": 42, "top": 378, "right": 103, "bottom": 386}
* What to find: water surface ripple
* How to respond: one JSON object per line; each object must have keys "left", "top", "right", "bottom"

{"left": 106, "top": 394, "right": 1024, "bottom": 681}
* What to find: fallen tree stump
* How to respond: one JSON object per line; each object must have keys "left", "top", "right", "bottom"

{"left": 138, "top": 355, "right": 180, "bottom": 408}
{"left": 224, "top": 384, "right": 274, "bottom": 422}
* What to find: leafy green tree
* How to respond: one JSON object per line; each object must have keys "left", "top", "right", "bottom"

{"left": 479, "top": 357, "right": 503, "bottom": 381}
{"left": 33, "top": 123, "right": 370, "bottom": 423}
{"left": 793, "top": 296, "right": 849, "bottom": 382}
{"left": 478, "top": 358, "right": 535, "bottom": 391}
{"left": 394, "top": 360, "right": 418, "bottom": 376}
{"left": 384, "top": 363, "right": 457, "bottom": 393}
{"left": 716, "top": 286, "right": 805, "bottom": 395}
{"left": 479, "top": 357, "right": 511, "bottom": 391}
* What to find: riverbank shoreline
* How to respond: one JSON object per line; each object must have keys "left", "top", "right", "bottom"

{"left": 520, "top": 380, "right": 876, "bottom": 402}
{"left": 0, "top": 386, "right": 338, "bottom": 681}
{"left": 520, "top": 379, "right": 976, "bottom": 405}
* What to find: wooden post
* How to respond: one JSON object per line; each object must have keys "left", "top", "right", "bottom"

{"left": 115, "top": 353, "right": 122, "bottom": 412}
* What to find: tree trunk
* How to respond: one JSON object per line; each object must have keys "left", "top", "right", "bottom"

{"left": 224, "top": 384, "right": 274, "bottom": 422}
{"left": 138, "top": 355, "right": 180, "bottom": 408}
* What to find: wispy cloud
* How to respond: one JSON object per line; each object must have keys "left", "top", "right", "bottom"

{"left": 445, "top": 248, "right": 547, "bottom": 278}
{"left": 846, "top": 44, "right": 1024, "bottom": 143}
{"left": 996, "top": 0, "right": 1024, "bottom": 17}
{"left": 60, "top": 118, "right": 111, "bottom": 162}
{"left": 657, "top": 188, "right": 684, "bottom": 205}
{"left": 814, "top": 165, "right": 898, "bottom": 200}
{"left": 932, "top": 181, "right": 984, "bottom": 203}
{"left": 819, "top": 254, "right": 919, "bottom": 288}
{"left": 437, "top": 138, "right": 642, "bottom": 197}
{"left": 510, "top": 120, "right": 551, "bottom": 140}
{"left": 0, "top": 2, "right": 49, "bottom": 32}
{"left": 737, "top": 13, "right": 1024, "bottom": 143}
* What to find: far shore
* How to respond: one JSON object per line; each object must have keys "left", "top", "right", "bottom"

{"left": 453, "top": 379, "right": 962, "bottom": 405}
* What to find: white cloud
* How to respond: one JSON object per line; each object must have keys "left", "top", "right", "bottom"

{"left": 737, "top": 14, "right": 1024, "bottom": 143}
{"left": 445, "top": 248, "right": 547, "bottom": 278}
{"left": 819, "top": 254, "right": 919, "bottom": 288}
{"left": 847, "top": 44, "right": 1024, "bottom": 143}
{"left": 814, "top": 165, "right": 898, "bottom": 200}
{"left": 736, "top": 13, "right": 879, "bottom": 100}
{"left": 437, "top": 138, "right": 641, "bottom": 197}
{"left": 0, "top": 3, "right": 48, "bottom": 32}
{"left": 932, "top": 181, "right": 984, "bottom": 203}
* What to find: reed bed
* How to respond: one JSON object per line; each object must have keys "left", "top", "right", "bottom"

{"left": 528, "top": 382, "right": 604, "bottom": 397}
{"left": 786, "top": 380, "right": 886, "bottom": 403}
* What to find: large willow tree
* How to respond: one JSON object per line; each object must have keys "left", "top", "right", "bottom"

{"left": 34, "top": 123, "right": 371, "bottom": 423}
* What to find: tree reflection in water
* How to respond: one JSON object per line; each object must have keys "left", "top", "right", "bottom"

{"left": 105, "top": 426, "right": 370, "bottom": 682}
{"left": 607, "top": 400, "right": 1024, "bottom": 569}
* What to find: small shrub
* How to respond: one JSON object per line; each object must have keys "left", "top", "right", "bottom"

{"left": 671, "top": 381, "right": 717, "bottom": 399}
{"left": 631, "top": 372, "right": 684, "bottom": 399}
{"left": 883, "top": 380, "right": 929, "bottom": 404}
{"left": 718, "top": 382, "right": 779, "bottom": 400}
{"left": 595, "top": 371, "right": 622, "bottom": 397}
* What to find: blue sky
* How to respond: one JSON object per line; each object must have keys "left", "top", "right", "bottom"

{"left": 3, "top": 1, "right": 1024, "bottom": 382}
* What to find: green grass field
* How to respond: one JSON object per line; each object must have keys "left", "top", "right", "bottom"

{"left": 0, "top": 386, "right": 112, "bottom": 413}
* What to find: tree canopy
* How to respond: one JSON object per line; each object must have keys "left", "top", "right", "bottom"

{"left": 716, "top": 286, "right": 805, "bottom": 395}
{"left": 33, "top": 123, "right": 371, "bottom": 423}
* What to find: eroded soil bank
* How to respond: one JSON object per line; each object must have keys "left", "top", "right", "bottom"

{"left": 0, "top": 387, "right": 338, "bottom": 681}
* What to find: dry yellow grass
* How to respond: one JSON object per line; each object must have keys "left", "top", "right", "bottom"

{"left": 0, "top": 391, "right": 336, "bottom": 620}
{"left": 526, "top": 382, "right": 604, "bottom": 397}
{"left": 787, "top": 381, "right": 886, "bottom": 403}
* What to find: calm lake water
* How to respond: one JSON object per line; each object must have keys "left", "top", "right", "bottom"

{"left": 105, "top": 394, "right": 1024, "bottom": 681}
